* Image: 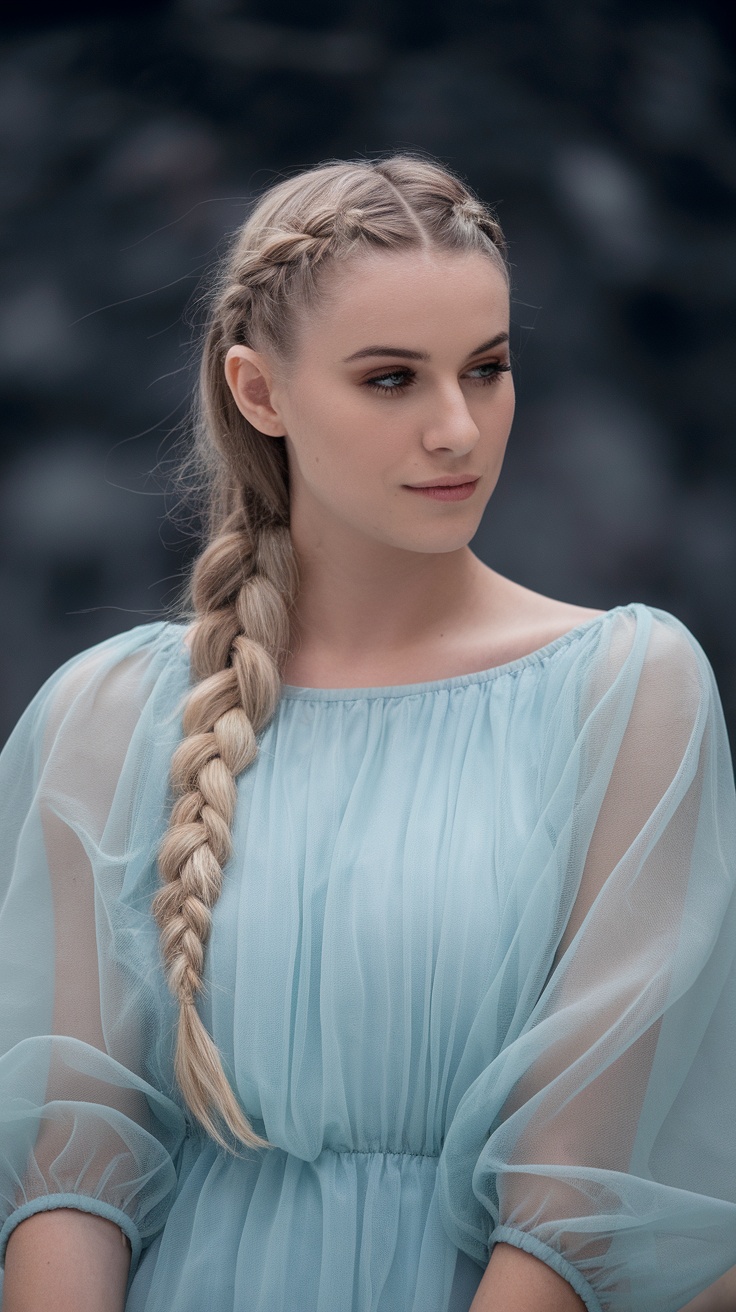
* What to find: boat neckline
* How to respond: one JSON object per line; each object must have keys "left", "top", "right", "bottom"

{"left": 240, "top": 602, "right": 638, "bottom": 701}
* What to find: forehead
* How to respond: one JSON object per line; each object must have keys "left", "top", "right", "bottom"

{"left": 303, "top": 248, "right": 509, "bottom": 357}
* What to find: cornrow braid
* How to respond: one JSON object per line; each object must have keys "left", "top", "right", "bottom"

{"left": 257, "top": 226, "right": 333, "bottom": 268}
{"left": 253, "top": 203, "right": 406, "bottom": 273}
{"left": 158, "top": 152, "right": 509, "bottom": 1151}
{"left": 452, "top": 196, "right": 508, "bottom": 259}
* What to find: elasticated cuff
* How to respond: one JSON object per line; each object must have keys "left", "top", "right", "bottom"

{"left": 0, "top": 1193, "right": 143, "bottom": 1290}
{"left": 491, "top": 1225, "right": 603, "bottom": 1312}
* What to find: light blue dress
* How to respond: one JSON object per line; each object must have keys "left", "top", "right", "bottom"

{"left": 1, "top": 602, "right": 736, "bottom": 1312}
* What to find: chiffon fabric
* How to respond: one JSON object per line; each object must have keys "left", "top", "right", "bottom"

{"left": 1, "top": 602, "right": 736, "bottom": 1312}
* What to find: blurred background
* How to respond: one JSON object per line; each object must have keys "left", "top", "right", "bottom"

{"left": 0, "top": 0, "right": 734, "bottom": 748}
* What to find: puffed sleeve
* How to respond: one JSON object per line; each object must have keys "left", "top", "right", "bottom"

{"left": 437, "top": 605, "right": 736, "bottom": 1312}
{"left": 0, "top": 623, "right": 187, "bottom": 1282}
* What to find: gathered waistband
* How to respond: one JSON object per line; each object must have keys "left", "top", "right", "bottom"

{"left": 319, "top": 1145, "right": 440, "bottom": 1160}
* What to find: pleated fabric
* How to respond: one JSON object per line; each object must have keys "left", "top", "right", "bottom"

{"left": 1, "top": 602, "right": 736, "bottom": 1312}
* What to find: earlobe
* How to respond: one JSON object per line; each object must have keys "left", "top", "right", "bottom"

{"left": 224, "top": 346, "right": 287, "bottom": 437}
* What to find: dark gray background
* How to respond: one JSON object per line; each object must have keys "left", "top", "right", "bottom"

{"left": 1, "top": 0, "right": 734, "bottom": 748}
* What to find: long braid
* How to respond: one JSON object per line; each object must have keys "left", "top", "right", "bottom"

{"left": 153, "top": 513, "right": 298, "bottom": 1148}
{"left": 156, "top": 152, "right": 509, "bottom": 1150}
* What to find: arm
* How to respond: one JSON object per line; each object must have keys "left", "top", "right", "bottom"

{"left": 438, "top": 608, "right": 736, "bottom": 1312}
{"left": 677, "top": 1268, "right": 736, "bottom": 1312}
{"left": 471, "top": 1243, "right": 586, "bottom": 1312}
{"left": 0, "top": 633, "right": 185, "bottom": 1287}
{"left": 3, "top": 1209, "right": 130, "bottom": 1312}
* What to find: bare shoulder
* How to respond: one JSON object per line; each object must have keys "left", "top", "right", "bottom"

{"left": 516, "top": 591, "right": 607, "bottom": 644}
{"left": 474, "top": 567, "right": 608, "bottom": 666}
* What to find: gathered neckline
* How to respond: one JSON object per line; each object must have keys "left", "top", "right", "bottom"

{"left": 275, "top": 604, "right": 636, "bottom": 701}
{"left": 167, "top": 603, "right": 638, "bottom": 702}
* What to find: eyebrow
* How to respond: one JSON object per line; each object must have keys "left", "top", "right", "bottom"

{"left": 342, "top": 332, "right": 509, "bottom": 364}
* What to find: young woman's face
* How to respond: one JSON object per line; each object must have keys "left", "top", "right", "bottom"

{"left": 250, "top": 247, "right": 514, "bottom": 557}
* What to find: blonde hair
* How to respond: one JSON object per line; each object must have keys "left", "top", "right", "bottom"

{"left": 152, "top": 153, "right": 509, "bottom": 1150}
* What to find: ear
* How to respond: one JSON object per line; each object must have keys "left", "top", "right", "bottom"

{"left": 224, "top": 345, "right": 287, "bottom": 437}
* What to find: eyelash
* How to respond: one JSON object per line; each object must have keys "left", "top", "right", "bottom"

{"left": 364, "top": 361, "right": 512, "bottom": 398}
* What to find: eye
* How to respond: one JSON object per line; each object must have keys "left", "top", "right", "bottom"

{"left": 362, "top": 360, "right": 512, "bottom": 397}
{"left": 364, "top": 368, "right": 416, "bottom": 397}
{"left": 465, "top": 361, "right": 512, "bottom": 385}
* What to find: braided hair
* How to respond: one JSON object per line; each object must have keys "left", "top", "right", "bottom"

{"left": 154, "top": 153, "right": 509, "bottom": 1150}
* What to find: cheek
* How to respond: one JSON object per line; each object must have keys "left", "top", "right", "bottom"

{"left": 287, "top": 389, "right": 382, "bottom": 497}
{"left": 505, "top": 378, "right": 516, "bottom": 419}
{"left": 296, "top": 382, "right": 394, "bottom": 470}
{"left": 503, "top": 390, "right": 516, "bottom": 436}
{"left": 485, "top": 381, "right": 515, "bottom": 442}
{"left": 325, "top": 428, "right": 395, "bottom": 491}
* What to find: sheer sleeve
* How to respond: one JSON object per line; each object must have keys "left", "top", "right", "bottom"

{"left": 0, "top": 624, "right": 187, "bottom": 1281}
{"left": 438, "top": 606, "right": 736, "bottom": 1312}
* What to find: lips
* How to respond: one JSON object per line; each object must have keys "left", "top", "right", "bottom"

{"left": 404, "top": 479, "right": 479, "bottom": 501}
{"left": 407, "top": 476, "right": 479, "bottom": 489}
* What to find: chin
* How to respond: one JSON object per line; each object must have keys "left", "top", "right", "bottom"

{"left": 400, "top": 530, "right": 479, "bottom": 555}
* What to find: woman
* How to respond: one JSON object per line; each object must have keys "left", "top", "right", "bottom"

{"left": 1, "top": 154, "right": 735, "bottom": 1312}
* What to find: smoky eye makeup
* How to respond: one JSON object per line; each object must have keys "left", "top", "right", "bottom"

{"left": 363, "top": 359, "right": 511, "bottom": 397}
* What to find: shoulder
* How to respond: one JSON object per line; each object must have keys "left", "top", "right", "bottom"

{"left": 523, "top": 604, "right": 727, "bottom": 820}
{"left": 51, "top": 618, "right": 185, "bottom": 692}
{"left": 554, "top": 602, "right": 717, "bottom": 746}
{"left": 468, "top": 567, "right": 714, "bottom": 708}
{"left": 9, "top": 620, "right": 189, "bottom": 755}
{"left": 496, "top": 591, "right": 715, "bottom": 735}
{"left": 0, "top": 622, "right": 190, "bottom": 832}
{"left": 480, "top": 572, "right": 706, "bottom": 689}
{"left": 484, "top": 574, "right": 702, "bottom": 676}
{"left": 578, "top": 602, "right": 708, "bottom": 690}
{"left": 504, "top": 584, "right": 709, "bottom": 684}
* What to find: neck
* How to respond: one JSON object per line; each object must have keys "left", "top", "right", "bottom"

{"left": 285, "top": 534, "right": 492, "bottom": 669}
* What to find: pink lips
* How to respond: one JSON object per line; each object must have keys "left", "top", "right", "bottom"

{"left": 403, "top": 480, "right": 479, "bottom": 501}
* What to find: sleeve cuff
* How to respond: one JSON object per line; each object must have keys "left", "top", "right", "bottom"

{"left": 491, "top": 1225, "right": 603, "bottom": 1312}
{"left": 0, "top": 1194, "right": 143, "bottom": 1283}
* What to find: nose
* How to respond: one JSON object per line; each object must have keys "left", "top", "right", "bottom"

{"left": 421, "top": 380, "right": 480, "bottom": 453}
